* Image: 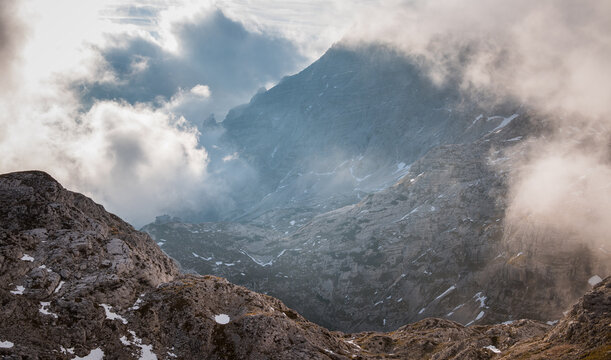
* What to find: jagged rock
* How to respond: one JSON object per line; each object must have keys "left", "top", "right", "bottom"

{"left": 0, "top": 171, "right": 609, "bottom": 359}
{"left": 143, "top": 43, "right": 609, "bottom": 332}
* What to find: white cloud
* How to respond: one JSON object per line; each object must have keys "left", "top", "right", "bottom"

{"left": 190, "top": 84, "right": 211, "bottom": 98}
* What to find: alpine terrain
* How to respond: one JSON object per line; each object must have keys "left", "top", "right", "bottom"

{"left": 143, "top": 43, "right": 610, "bottom": 332}
{"left": 0, "top": 171, "right": 609, "bottom": 359}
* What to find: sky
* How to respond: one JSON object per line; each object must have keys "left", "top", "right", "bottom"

{"left": 1, "top": 0, "right": 610, "bottom": 236}
{"left": 0, "top": 0, "right": 379, "bottom": 226}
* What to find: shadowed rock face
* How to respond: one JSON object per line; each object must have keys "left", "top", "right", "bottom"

{"left": 144, "top": 43, "right": 609, "bottom": 333}
{"left": 146, "top": 115, "right": 609, "bottom": 332}
{"left": 0, "top": 171, "right": 609, "bottom": 359}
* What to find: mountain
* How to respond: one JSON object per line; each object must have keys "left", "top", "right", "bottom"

{"left": 0, "top": 171, "right": 609, "bottom": 359}
{"left": 145, "top": 43, "right": 609, "bottom": 332}
{"left": 188, "top": 43, "right": 522, "bottom": 224}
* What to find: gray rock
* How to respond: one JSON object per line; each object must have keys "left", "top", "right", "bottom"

{"left": 0, "top": 171, "right": 608, "bottom": 359}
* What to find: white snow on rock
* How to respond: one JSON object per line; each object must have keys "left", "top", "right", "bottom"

{"left": 10, "top": 285, "right": 25, "bottom": 295}
{"left": 289, "top": 220, "right": 296, "bottom": 226}
{"left": 20, "top": 254, "right": 34, "bottom": 262}
{"left": 239, "top": 250, "right": 273, "bottom": 267}
{"left": 466, "top": 311, "right": 485, "bottom": 326}
{"left": 588, "top": 275, "right": 602, "bottom": 286}
{"left": 214, "top": 314, "right": 230, "bottom": 324}
{"left": 0, "top": 341, "right": 14, "bottom": 348}
{"left": 120, "top": 331, "right": 158, "bottom": 360}
{"left": 72, "top": 348, "right": 104, "bottom": 360}
{"left": 484, "top": 345, "right": 501, "bottom": 354}
{"left": 39, "top": 302, "right": 58, "bottom": 318}
{"left": 488, "top": 114, "right": 519, "bottom": 133}
{"left": 473, "top": 292, "right": 488, "bottom": 308}
{"left": 546, "top": 320, "right": 559, "bottom": 326}
{"left": 418, "top": 307, "right": 426, "bottom": 314}
{"left": 54, "top": 281, "right": 65, "bottom": 294}
{"left": 61, "top": 346, "right": 75, "bottom": 354}
{"left": 129, "top": 294, "right": 146, "bottom": 311}
{"left": 434, "top": 285, "right": 456, "bottom": 301}
{"left": 38, "top": 265, "right": 52, "bottom": 272}
{"left": 192, "top": 252, "right": 212, "bottom": 261}
{"left": 100, "top": 304, "right": 128, "bottom": 324}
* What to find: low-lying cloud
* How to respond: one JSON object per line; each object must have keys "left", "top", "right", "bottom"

{"left": 344, "top": 0, "right": 611, "bottom": 249}
{"left": 0, "top": 2, "right": 304, "bottom": 226}
{"left": 78, "top": 10, "right": 305, "bottom": 123}
{"left": 0, "top": 0, "right": 24, "bottom": 94}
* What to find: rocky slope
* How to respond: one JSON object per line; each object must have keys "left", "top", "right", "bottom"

{"left": 182, "top": 43, "right": 523, "bottom": 224}
{"left": 0, "top": 171, "right": 609, "bottom": 359}
{"left": 146, "top": 111, "right": 609, "bottom": 332}
{"left": 147, "top": 43, "right": 606, "bottom": 332}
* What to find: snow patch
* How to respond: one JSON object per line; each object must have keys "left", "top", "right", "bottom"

{"left": 546, "top": 320, "right": 559, "bottom": 326}
{"left": 240, "top": 250, "right": 273, "bottom": 267}
{"left": 473, "top": 292, "right": 488, "bottom": 308}
{"left": 20, "top": 254, "right": 34, "bottom": 262}
{"left": 489, "top": 114, "right": 519, "bottom": 133}
{"left": 61, "top": 346, "right": 75, "bottom": 354}
{"left": 345, "top": 339, "right": 362, "bottom": 350}
{"left": 418, "top": 307, "right": 426, "bottom": 314}
{"left": 10, "top": 285, "right": 25, "bottom": 295}
{"left": 0, "top": 341, "right": 14, "bottom": 348}
{"left": 72, "top": 348, "right": 104, "bottom": 360}
{"left": 192, "top": 252, "right": 212, "bottom": 261}
{"left": 588, "top": 275, "right": 602, "bottom": 286}
{"left": 38, "top": 265, "right": 52, "bottom": 272}
{"left": 100, "top": 304, "right": 128, "bottom": 324}
{"left": 39, "top": 302, "right": 58, "bottom": 318}
{"left": 484, "top": 345, "right": 501, "bottom": 354}
{"left": 434, "top": 285, "right": 456, "bottom": 301}
{"left": 54, "top": 281, "right": 65, "bottom": 294}
{"left": 466, "top": 311, "right": 485, "bottom": 326}
{"left": 129, "top": 294, "right": 145, "bottom": 311}
{"left": 121, "top": 331, "right": 157, "bottom": 360}
{"left": 214, "top": 314, "right": 230, "bottom": 324}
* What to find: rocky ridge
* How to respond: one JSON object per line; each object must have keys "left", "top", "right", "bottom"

{"left": 1, "top": 171, "right": 609, "bottom": 359}
{"left": 146, "top": 113, "right": 609, "bottom": 332}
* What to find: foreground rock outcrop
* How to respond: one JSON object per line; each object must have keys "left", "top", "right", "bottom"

{"left": 0, "top": 171, "right": 608, "bottom": 359}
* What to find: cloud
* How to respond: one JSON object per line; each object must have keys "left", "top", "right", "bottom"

{"left": 345, "top": 0, "right": 611, "bottom": 121}
{"left": 0, "top": 1, "right": 221, "bottom": 226}
{"left": 0, "top": 2, "right": 308, "bottom": 226}
{"left": 343, "top": 0, "right": 611, "bottom": 249}
{"left": 190, "top": 84, "right": 211, "bottom": 98}
{"left": 77, "top": 9, "right": 306, "bottom": 123}
{"left": 504, "top": 140, "right": 611, "bottom": 247}
{"left": 0, "top": 94, "right": 208, "bottom": 226}
{"left": 0, "top": 0, "right": 25, "bottom": 93}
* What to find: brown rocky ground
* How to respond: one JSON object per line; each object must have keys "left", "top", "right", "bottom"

{"left": 0, "top": 171, "right": 608, "bottom": 359}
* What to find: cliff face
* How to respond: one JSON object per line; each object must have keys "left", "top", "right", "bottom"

{"left": 144, "top": 43, "right": 608, "bottom": 333}
{"left": 0, "top": 171, "right": 608, "bottom": 360}
{"left": 146, "top": 114, "right": 609, "bottom": 332}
